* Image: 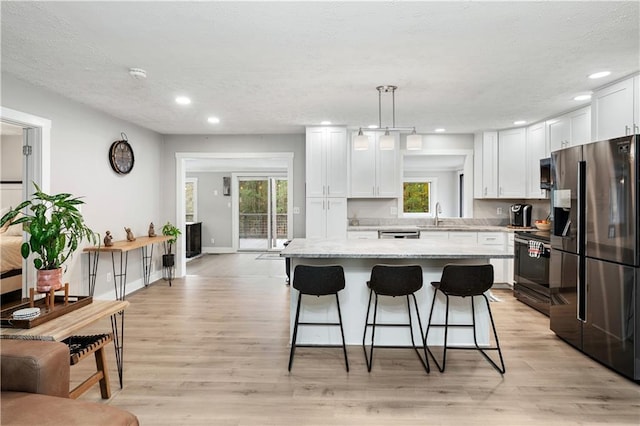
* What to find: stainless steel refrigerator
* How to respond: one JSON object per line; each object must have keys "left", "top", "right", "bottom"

{"left": 550, "top": 134, "right": 639, "bottom": 381}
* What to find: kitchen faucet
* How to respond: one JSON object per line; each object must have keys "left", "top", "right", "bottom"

{"left": 434, "top": 202, "right": 442, "bottom": 226}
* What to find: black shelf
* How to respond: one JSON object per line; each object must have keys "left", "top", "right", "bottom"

{"left": 186, "top": 222, "right": 202, "bottom": 258}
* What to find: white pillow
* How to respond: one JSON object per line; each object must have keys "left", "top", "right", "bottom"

{"left": 2, "top": 211, "right": 24, "bottom": 236}
{"left": 5, "top": 221, "right": 23, "bottom": 236}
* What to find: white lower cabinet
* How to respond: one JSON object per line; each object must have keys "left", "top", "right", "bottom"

{"left": 420, "top": 230, "right": 511, "bottom": 285}
{"left": 305, "top": 197, "right": 347, "bottom": 239}
{"left": 478, "top": 232, "right": 509, "bottom": 284}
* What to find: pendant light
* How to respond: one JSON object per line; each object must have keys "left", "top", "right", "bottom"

{"left": 406, "top": 128, "right": 423, "bottom": 150}
{"left": 354, "top": 85, "right": 418, "bottom": 151}
{"left": 354, "top": 128, "right": 370, "bottom": 151}
{"left": 379, "top": 128, "right": 395, "bottom": 150}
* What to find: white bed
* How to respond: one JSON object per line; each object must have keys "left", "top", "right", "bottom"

{"left": 0, "top": 234, "right": 23, "bottom": 296}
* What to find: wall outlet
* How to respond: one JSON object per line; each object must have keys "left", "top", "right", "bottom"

{"left": 106, "top": 272, "right": 112, "bottom": 283}
{"left": 390, "top": 206, "right": 398, "bottom": 215}
{"left": 293, "top": 206, "right": 300, "bottom": 214}
{"left": 497, "top": 207, "right": 503, "bottom": 215}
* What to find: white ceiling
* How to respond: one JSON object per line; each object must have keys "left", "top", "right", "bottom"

{"left": 2, "top": 1, "right": 639, "bottom": 136}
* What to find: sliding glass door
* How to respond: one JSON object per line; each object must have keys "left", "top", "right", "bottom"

{"left": 238, "top": 176, "right": 287, "bottom": 251}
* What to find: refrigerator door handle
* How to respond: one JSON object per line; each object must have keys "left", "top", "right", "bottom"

{"left": 577, "top": 160, "right": 587, "bottom": 323}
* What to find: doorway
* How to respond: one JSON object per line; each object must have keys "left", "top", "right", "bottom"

{"left": 0, "top": 106, "right": 52, "bottom": 295}
{"left": 238, "top": 176, "right": 288, "bottom": 251}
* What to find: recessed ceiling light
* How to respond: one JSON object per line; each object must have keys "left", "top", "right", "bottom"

{"left": 175, "top": 96, "right": 191, "bottom": 105}
{"left": 573, "top": 94, "right": 592, "bottom": 101}
{"left": 207, "top": 117, "right": 220, "bottom": 124}
{"left": 513, "top": 120, "right": 527, "bottom": 125}
{"left": 367, "top": 125, "right": 378, "bottom": 129}
{"left": 434, "top": 128, "right": 446, "bottom": 133}
{"left": 588, "top": 71, "right": 611, "bottom": 79}
{"left": 320, "top": 121, "right": 331, "bottom": 125}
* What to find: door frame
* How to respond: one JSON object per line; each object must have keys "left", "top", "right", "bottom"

{"left": 175, "top": 152, "right": 294, "bottom": 278}
{"left": 0, "top": 106, "right": 51, "bottom": 294}
{"left": 233, "top": 173, "right": 288, "bottom": 252}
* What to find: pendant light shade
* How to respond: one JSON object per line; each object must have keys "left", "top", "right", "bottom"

{"left": 354, "top": 128, "right": 370, "bottom": 151}
{"left": 406, "top": 128, "right": 422, "bottom": 150}
{"left": 379, "top": 128, "right": 395, "bottom": 150}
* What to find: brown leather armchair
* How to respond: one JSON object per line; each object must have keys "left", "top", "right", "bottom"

{"left": 1, "top": 339, "right": 139, "bottom": 426}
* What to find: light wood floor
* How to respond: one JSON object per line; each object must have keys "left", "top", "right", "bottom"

{"left": 72, "top": 253, "right": 640, "bottom": 425}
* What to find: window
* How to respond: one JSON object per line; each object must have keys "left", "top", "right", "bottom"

{"left": 402, "top": 177, "right": 437, "bottom": 217}
{"left": 185, "top": 178, "right": 198, "bottom": 222}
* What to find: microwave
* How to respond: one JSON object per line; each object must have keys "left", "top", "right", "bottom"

{"left": 540, "top": 157, "right": 551, "bottom": 190}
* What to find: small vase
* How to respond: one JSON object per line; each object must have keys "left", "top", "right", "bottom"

{"left": 37, "top": 268, "right": 63, "bottom": 293}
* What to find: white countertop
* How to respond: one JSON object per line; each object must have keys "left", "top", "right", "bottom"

{"left": 280, "top": 238, "right": 513, "bottom": 259}
{"left": 347, "top": 224, "right": 513, "bottom": 232}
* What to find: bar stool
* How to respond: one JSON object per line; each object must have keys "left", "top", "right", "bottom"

{"left": 424, "top": 264, "right": 505, "bottom": 374}
{"left": 288, "top": 264, "right": 349, "bottom": 372}
{"left": 362, "top": 264, "right": 429, "bottom": 373}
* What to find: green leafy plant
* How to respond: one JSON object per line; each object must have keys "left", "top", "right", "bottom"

{"left": 0, "top": 183, "right": 97, "bottom": 270}
{"left": 161, "top": 221, "right": 181, "bottom": 254}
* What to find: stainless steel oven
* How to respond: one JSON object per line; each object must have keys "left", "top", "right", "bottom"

{"left": 513, "top": 231, "right": 551, "bottom": 316}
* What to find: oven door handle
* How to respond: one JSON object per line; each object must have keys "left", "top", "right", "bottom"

{"left": 514, "top": 237, "right": 551, "bottom": 250}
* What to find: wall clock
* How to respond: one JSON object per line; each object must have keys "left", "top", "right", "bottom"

{"left": 109, "top": 133, "right": 135, "bottom": 175}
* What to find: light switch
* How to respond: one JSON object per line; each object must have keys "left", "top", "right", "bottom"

{"left": 214, "top": 190, "right": 218, "bottom": 196}
{"left": 293, "top": 207, "right": 300, "bottom": 214}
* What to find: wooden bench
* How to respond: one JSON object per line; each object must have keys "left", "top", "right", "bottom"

{"left": 62, "top": 333, "right": 113, "bottom": 399}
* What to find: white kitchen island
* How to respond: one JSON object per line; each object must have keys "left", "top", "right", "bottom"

{"left": 280, "top": 238, "right": 513, "bottom": 347}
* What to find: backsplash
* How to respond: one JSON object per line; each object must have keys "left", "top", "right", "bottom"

{"left": 347, "top": 198, "right": 551, "bottom": 226}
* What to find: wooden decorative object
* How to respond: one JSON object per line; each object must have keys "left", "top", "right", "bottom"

{"left": 125, "top": 227, "right": 136, "bottom": 241}
{"left": 104, "top": 230, "right": 114, "bottom": 247}
{"left": 148, "top": 222, "right": 156, "bottom": 237}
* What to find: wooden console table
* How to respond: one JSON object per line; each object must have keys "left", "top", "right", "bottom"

{"left": 84, "top": 236, "right": 171, "bottom": 300}
{"left": 1, "top": 299, "right": 129, "bottom": 388}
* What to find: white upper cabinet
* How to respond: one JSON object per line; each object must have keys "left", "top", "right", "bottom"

{"left": 525, "top": 121, "right": 547, "bottom": 199}
{"left": 592, "top": 75, "right": 640, "bottom": 141}
{"left": 548, "top": 114, "right": 570, "bottom": 152}
{"left": 305, "top": 127, "right": 347, "bottom": 198}
{"left": 497, "top": 128, "right": 527, "bottom": 198}
{"left": 473, "top": 131, "right": 498, "bottom": 198}
{"left": 350, "top": 130, "right": 399, "bottom": 198}
{"left": 548, "top": 106, "right": 591, "bottom": 152}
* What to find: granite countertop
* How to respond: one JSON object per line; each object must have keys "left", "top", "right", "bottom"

{"left": 280, "top": 238, "right": 513, "bottom": 259}
{"left": 345, "top": 218, "right": 518, "bottom": 233}
{"left": 347, "top": 224, "right": 512, "bottom": 232}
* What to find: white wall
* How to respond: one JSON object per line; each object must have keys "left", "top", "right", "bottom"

{"left": 1, "top": 73, "right": 165, "bottom": 298}
{"left": 186, "top": 171, "right": 233, "bottom": 249}
{"left": 1, "top": 134, "right": 22, "bottom": 181}
{"left": 0, "top": 134, "right": 23, "bottom": 209}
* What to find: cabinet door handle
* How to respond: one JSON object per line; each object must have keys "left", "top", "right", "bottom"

{"left": 484, "top": 187, "right": 487, "bottom": 196}
{"left": 327, "top": 200, "right": 331, "bottom": 210}
{"left": 327, "top": 185, "right": 330, "bottom": 196}
{"left": 625, "top": 125, "right": 631, "bottom": 135}
{"left": 323, "top": 200, "right": 326, "bottom": 210}
{"left": 634, "top": 124, "right": 639, "bottom": 134}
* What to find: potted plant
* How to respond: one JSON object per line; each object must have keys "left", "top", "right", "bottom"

{"left": 161, "top": 221, "right": 181, "bottom": 276}
{"left": 0, "top": 183, "right": 97, "bottom": 292}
